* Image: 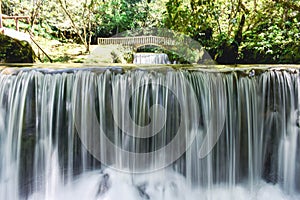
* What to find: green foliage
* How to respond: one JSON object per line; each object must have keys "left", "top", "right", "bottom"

{"left": 240, "top": 0, "right": 300, "bottom": 63}
{"left": 95, "top": 0, "right": 156, "bottom": 37}
{"left": 1, "top": 0, "right": 299, "bottom": 63}
{"left": 164, "top": 0, "right": 300, "bottom": 64}
{"left": 164, "top": 0, "right": 215, "bottom": 42}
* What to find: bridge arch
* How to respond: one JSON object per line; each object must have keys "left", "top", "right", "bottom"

{"left": 96, "top": 28, "right": 213, "bottom": 64}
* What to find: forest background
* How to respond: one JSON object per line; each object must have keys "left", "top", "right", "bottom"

{"left": 1, "top": 0, "right": 300, "bottom": 64}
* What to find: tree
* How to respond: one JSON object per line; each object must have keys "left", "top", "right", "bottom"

{"left": 95, "top": 0, "right": 153, "bottom": 37}
{"left": 163, "top": 0, "right": 300, "bottom": 64}
{"left": 1, "top": 0, "right": 299, "bottom": 63}
{"left": 240, "top": 0, "right": 300, "bottom": 63}
{"left": 56, "top": 0, "right": 99, "bottom": 52}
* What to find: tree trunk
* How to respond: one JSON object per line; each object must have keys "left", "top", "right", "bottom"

{"left": 30, "top": 0, "right": 42, "bottom": 28}
{"left": 57, "top": 0, "right": 88, "bottom": 52}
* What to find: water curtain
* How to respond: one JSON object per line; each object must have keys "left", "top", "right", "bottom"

{"left": 0, "top": 67, "right": 299, "bottom": 200}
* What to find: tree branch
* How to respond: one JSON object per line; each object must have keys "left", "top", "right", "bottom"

{"left": 273, "top": 0, "right": 300, "bottom": 11}
{"left": 57, "top": 0, "right": 87, "bottom": 49}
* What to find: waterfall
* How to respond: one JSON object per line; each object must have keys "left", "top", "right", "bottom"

{"left": 133, "top": 53, "right": 170, "bottom": 64}
{"left": 0, "top": 67, "right": 299, "bottom": 200}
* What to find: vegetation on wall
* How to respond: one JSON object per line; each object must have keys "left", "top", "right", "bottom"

{"left": 0, "top": 34, "right": 36, "bottom": 63}
{"left": 1, "top": 0, "right": 299, "bottom": 64}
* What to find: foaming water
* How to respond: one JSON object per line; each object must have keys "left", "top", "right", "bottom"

{"left": 28, "top": 168, "right": 299, "bottom": 200}
{"left": 0, "top": 67, "right": 299, "bottom": 200}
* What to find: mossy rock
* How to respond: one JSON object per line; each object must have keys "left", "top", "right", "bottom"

{"left": 0, "top": 34, "right": 36, "bottom": 63}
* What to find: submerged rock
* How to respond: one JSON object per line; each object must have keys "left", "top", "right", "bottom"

{"left": 136, "top": 184, "right": 150, "bottom": 199}
{"left": 96, "top": 173, "right": 111, "bottom": 197}
{"left": 0, "top": 34, "right": 36, "bottom": 63}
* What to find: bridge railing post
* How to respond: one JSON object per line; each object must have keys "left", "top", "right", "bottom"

{"left": 15, "top": 17, "right": 19, "bottom": 31}
{"left": 0, "top": 14, "right": 2, "bottom": 29}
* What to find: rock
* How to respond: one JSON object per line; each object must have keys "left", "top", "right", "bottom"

{"left": 96, "top": 173, "right": 111, "bottom": 197}
{"left": 136, "top": 184, "right": 150, "bottom": 199}
{"left": 0, "top": 34, "right": 36, "bottom": 63}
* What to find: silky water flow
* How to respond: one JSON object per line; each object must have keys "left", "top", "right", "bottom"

{"left": 0, "top": 67, "right": 299, "bottom": 200}
{"left": 133, "top": 53, "right": 170, "bottom": 64}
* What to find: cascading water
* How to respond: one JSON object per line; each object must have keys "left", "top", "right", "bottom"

{"left": 133, "top": 53, "right": 170, "bottom": 64}
{"left": 0, "top": 66, "right": 299, "bottom": 200}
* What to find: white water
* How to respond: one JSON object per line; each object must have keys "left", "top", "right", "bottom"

{"left": 0, "top": 68, "right": 299, "bottom": 200}
{"left": 133, "top": 53, "right": 170, "bottom": 64}
{"left": 28, "top": 168, "right": 299, "bottom": 200}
